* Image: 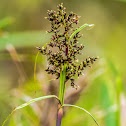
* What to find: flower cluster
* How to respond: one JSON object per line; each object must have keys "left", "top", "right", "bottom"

{"left": 38, "top": 3, "right": 98, "bottom": 88}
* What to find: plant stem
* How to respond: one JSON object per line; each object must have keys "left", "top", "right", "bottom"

{"left": 59, "top": 64, "right": 67, "bottom": 105}
{"left": 56, "top": 103, "right": 63, "bottom": 126}
{"left": 59, "top": 65, "right": 63, "bottom": 103}
{"left": 57, "top": 64, "right": 66, "bottom": 126}
{"left": 61, "top": 64, "right": 66, "bottom": 104}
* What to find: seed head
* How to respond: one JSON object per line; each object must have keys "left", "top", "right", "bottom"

{"left": 38, "top": 3, "right": 98, "bottom": 88}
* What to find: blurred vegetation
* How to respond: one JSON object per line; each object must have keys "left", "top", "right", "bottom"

{"left": 0, "top": 0, "right": 126, "bottom": 126}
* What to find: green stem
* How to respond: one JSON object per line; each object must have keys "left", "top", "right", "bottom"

{"left": 57, "top": 8, "right": 68, "bottom": 126}
{"left": 59, "top": 64, "right": 67, "bottom": 105}
{"left": 57, "top": 64, "right": 66, "bottom": 126}
{"left": 61, "top": 63, "right": 67, "bottom": 105}
{"left": 59, "top": 65, "right": 63, "bottom": 103}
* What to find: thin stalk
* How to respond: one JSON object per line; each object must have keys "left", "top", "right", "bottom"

{"left": 34, "top": 51, "right": 40, "bottom": 92}
{"left": 63, "top": 104, "right": 100, "bottom": 126}
{"left": 56, "top": 103, "right": 63, "bottom": 126}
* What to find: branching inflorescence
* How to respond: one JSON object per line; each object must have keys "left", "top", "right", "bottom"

{"left": 38, "top": 3, "right": 98, "bottom": 89}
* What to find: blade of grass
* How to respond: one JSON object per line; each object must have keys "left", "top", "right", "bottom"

{"left": 16, "top": 95, "right": 59, "bottom": 110}
{"left": 2, "top": 95, "right": 59, "bottom": 126}
{"left": 34, "top": 51, "right": 40, "bottom": 93}
{"left": 63, "top": 104, "right": 100, "bottom": 126}
{"left": 69, "top": 24, "right": 94, "bottom": 41}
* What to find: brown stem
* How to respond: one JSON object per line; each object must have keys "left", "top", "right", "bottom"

{"left": 56, "top": 103, "right": 63, "bottom": 126}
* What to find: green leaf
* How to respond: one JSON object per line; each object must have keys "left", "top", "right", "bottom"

{"left": 63, "top": 104, "right": 100, "bottom": 126}
{"left": 69, "top": 23, "right": 94, "bottom": 40}
{"left": 2, "top": 95, "right": 59, "bottom": 126}
{"left": 15, "top": 95, "right": 58, "bottom": 110}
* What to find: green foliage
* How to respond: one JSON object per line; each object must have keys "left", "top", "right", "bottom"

{"left": 0, "top": 31, "right": 49, "bottom": 50}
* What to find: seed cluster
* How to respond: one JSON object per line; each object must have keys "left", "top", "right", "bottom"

{"left": 38, "top": 3, "right": 98, "bottom": 88}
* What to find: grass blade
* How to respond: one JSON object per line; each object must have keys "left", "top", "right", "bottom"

{"left": 16, "top": 95, "right": 59, "bottom": 110}
{"left": 2, "top": 95, "right": 59, "bottom": 126}
{"left": 69, "top": 24, "right": 94, "bottom": 40}
{"left": 34, "top": 51, "right": 40, "bottom": 92}
{"left": 63, "top": 104, "right": 100, "bottom": 126}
